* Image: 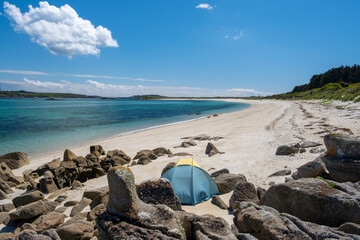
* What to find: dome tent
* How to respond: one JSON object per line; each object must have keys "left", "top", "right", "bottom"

{"left": 161, "top": 158, "right": 219, "bottom": 205}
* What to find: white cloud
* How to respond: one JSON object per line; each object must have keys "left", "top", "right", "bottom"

{"left": 3, "top": 1, "right": 118, "bottom": 58}
{"left": 0, "top": 69, "right": 48, "bottom": 75}
{"left": 195, "top": 3, "right": 213, "bottom": 10}
{"left": 227, "top": 88, "right": 272, "bottom": 96}
{"left": 73, "top": 74, "right": 163, "bottom": 82}
{"left": 225, "top": 31, "right": 244, "bottom": 40}
{"left": 23, "top": 78, "right": 64, "bottom": 88}
{"left": 0, "top": 80, "right": 25, "bottom": 85}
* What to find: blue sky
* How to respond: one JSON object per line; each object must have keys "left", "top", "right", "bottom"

{"left": 0, "top": 0, "right": 359, "bottom": 97}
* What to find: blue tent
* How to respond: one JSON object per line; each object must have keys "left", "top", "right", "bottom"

{"left": 161, "top": 158, "right": 219, "bottom": 205}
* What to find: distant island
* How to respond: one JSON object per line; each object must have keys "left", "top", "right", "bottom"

{"left": 0, "top": 90, "right": 97, "bottom": 99}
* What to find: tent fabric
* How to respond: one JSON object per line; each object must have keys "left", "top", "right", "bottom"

{"left": 161, "top": 159, "right": 219, "bottom": 205}
{"left": 175, "top": 158, "right": 200, "bottom": 168}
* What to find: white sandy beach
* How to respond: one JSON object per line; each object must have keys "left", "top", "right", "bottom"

{"left": 4, "top": 99, "right": 360, "bottom": 225}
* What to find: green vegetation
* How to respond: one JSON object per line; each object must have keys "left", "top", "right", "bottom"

{"left": 315, "top": 177, "right": 335, "bottom": 188}
{"left": 0, "top": 90, "right": 96, "bottom": 98}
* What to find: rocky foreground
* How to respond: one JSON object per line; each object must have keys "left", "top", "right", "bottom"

{"left": 0, "top": 132, "right": 358, "bottom": 239}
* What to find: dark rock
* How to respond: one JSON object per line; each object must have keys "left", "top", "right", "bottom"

{"left": 300, "top": 141, "right": 322, "bottom": 148}
{"left": 205, "top": 143, "right": 224, "bottom": 157}
{"left": 95, "top": 166, "right": 185, "bottom": 239}
{"left": 62, "top": 212, "right": 88, "bottom": 226}
{"left": 87, "top": 204, "right": 105, "bottom": 221}
{"left": 323, "top": 157, "right": 360, "bottom": 183}
{"left": 54, "top": 206, "right": 67, "bottom": 213}
{"left": 0, "top": 178, "right": 13, "bottom": 194}
{"left": 35, "top": 158, "right": 61, "bottom": 177}
{"left": 54, "top": 195, "right": 67, "bottom": 204}
{"left": 259, "top": 178, "right": 360, "bottom": 227}
{"left": 42, "top": 229, "right": 61, "bottom": 240}
{"left": 23, "top": 173, "right": 37, "bottom": 190}
{"left": 338, "top": 222, "right": 360, "bottom": 235}
{"left": 0, "top": 152, "right": 29, "bottom": 170}
{"left": 235, "top": 202, "right": 359, "bottom": 240}
{"left": 175, "top": 140, "right": 197, "bottom": 148}
{"left": 137, "top": 156, "right": 152, "bottom": 165}
{"left": 35, "top": 212, "right": 65, "bottom": 233}
{"left": 268, "top": 169, "right": 291, "bottom": 177}
{"left": 89, "top": 191, "right": 109, "bottom": 210}
{"left": 0, "top": 212, "right": 10, "bottom": 225}
{"left": 171, "top": 152, "right": 193, "bottom": 157}
{"left": 130, "top": 160, "right": 137, "bottom": 166}
{"left": 63, "top": 149, "right": 77, "bottom": 161}
{"left": 133, "top": 150, "right": 156, "bottom": 160}
{"left": 64, "top": 200, "right": 79, "bottom": 207}
{"left": 0, "top": 189, "right": 7, "bottom": 200}
{"left": 13, "top": 190, "right": 44, "bottom": 208}
{"left": 296, "top": 158, "right": 325, "bottom": 178}
{"left": 57, "top": 220, "right": 94, "bottom": 240}
{"left": 0, "top": 162, "right": 23, "bottom": 185}
{"left": 161, "top": 162, "right": 176, "bottom": 176}
{"left": 256, "top": 187, "right": 266, "bottom": 200}
{"left": 39, "top": 171, "right": 58, "bottom": 193}
{"left": 90, "top": 145, "right": 105, "bottom": 156}
{"left": 101, "top": 150, "right": 131, "bottom": 171}
{"left": 44, "top": 201, "right": 58, "bottom": 213}
{"left": 52, "top": 161, "right": 79, "bottom": 188}
{"left": 214, "top": 173, "right": 247, "bottom": 194}
{"left": 211, "top": 195, "right": 228, "bottom": 209}
{"left": 136, "top": 178, "right": 182, "bottom": 210}
{"left": 0, "top": 202, "right": 15, "bottom": 212}
{"left": 16, "top": 229, "right": 52, "bottom": 240}
{"left": 275, "top": 144, "right": 299, "bottom": 155}
{"left": 310, "top": 147, "right": 325, "bottom": 154}
{"left": 85, "top": 153, "right": 99, "bottom": 163}
{"left": 229, "top": 181, "right": 259, "bottom": 210}
{"left": 153, "top": 147, "right": 172, "bottom": 157}
{"left": 176, "top": 211, "right": 236, "bottom": 240}
{"left": 83, "top": 186, "right": 108, "bottom": 201}
{"left": 71, "top": 180, "right": 83, "bottom": 190}
{"left": 210, "top": 168, "right": 229, "bottom": 178}
{"left": 236, "top": 233, "right": 258, "bottom": 240}
{"left": 10, "top": 200, "right": 47, "bottom": 221}
{"left": 70, "top": 197, "right": 91, "bottom": 217}
{"left": 299, "top": 148, "right": 306, "bottom": 153}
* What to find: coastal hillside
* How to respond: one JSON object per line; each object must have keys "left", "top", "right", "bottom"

{"left": 0, "top": 91, "right": 96, "bottom": 98}
{"left": 263, "top": 65, "right": 360, "bottom": 102}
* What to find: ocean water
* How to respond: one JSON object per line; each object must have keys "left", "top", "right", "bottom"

{"left": 0, "top": 98, "right": 249, "bottom": 157}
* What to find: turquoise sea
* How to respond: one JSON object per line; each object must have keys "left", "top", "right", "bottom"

{"left": 0, "top": 98, "right": 249, "bottom": 157}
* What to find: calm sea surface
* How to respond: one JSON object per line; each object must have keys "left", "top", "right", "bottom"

{"left": 0, "top": 98, "right": 249, "bottom": 157}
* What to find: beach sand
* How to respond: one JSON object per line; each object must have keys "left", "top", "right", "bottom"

{"left": 5, "top": 99, "right": 360, "bottom": 225}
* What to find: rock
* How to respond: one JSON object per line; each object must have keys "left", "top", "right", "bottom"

{"left": 210, "top": 168, "right": 229, "bottom": 178}
{"left": 52, "top": 161, "right": 79, "bottom": 188}
{"left": 152, "top": 147, "right": 172, "bottom": 157}
{"left": 0, "top": 212, "right": 10, "bottom": 225}
{"left": 0, "top": 202, "right": 15, "bottom": 212}
{"left": 229, "top": 181, "right": 259, "bottom": 210}
{"left": 83, "top": 186, "right": 108, "bottom": 201}
{"left": 176, "top": 211, "right": 237, "bottom": 240}
{"left": 130, "top": 160, "right": 137, "bottom": 166}
{"left": 324, "top": 133, "right": 360, "bottom": 159}
{"left": 10, "top": 200, "right": 47, "bottom": 221}
{"left": 296, "top": 159, "right": 325, "bottom": 178}
{"left": 54, "top": 207, "right": 67, "bottom": 213}
{"left": 85, "top": 153, "right": 99, "bottom": 163}
{"left": 0, "top": 162, "right": 23, "bottom": 185}
{"left": 54, "top": 195, "right": 67, "bottom": 204}
{"left": 235, "top": 202, "right": 359, "bottom": 240}
{"left": 71, "top": 180, "right": 83, "bottom": 190}
{"left": 0, "top": 232, "right": 16, "bottom": 239}
{"left": 259, "top": 178, "right": 360, "bottom": 226}
{"left": 101, "top": 150, "right": 131, "bottom": 171}
{"left": 175, "top": 140, "right": 197, "bottom": 148}
{"left": 16, "top": 182, "right": 31, "bottom": 190}
{"left": 299, "top": 148, "right": 306, "bottom": 153}
{"left": 35, "top": 158, "right": 61, "bottom": 177}
{"left": 42, "top": 229, "right": 61, "bottom": 240}
{"left": 39, "top": 171, "right": 58, "bottom": 193}
{"left": 96, "top": 166, "right": 185, "bottom": 239}
{"left": 87, "top": 204, "right": 105, "bottom": 221}
{"left": 90, "top": 145, "right": 105, "bottom": 156}
{"left": 64, "top": 200, "right": 79, "bottom": 207}
{"left": 45, "top": 201, "right": 58, "bottom": 213}
{"left": 275, "top": 144, "right": 299, "bottom": 155}
{"left": 161, "top": 162, "right": 176, "bottom": 176}
{"left": 268, "top": 169, "right": 291, "bottom": 177}
{"left": 57, "top": 220, "right": 94, "bottom": 240}
{"left": 137, "top": 156, "right": 152, "bottom": 165}
{"left": 62, "top": 212, "right": 88, "bottom": 226}
{"left": 192, "top": 134, "right": 212, "bottom": 141}
{"left": 23, "top": 173, "right": 37, "bottom": 190}
{"left": 13, "top": 190, "right": 44, "bottom": 208}
{"left": 205, "top": 143, "right": 224, "bottom": 157}
{"left": 107, "top": 149, "right": 131, "bottom": 161}
{"left": 338, "top": 222, "right": 360, "bottom": 235}
{"left": 0, "top": 178, "right": 14, "bottom": 194}
{"left": 89, "top": 191, "right": 109, "bottom": 210}
{"left": 214, "top": 173, "right": 247, "bottom": 194}
{"left": 70, "top": 197, "right": 91, "bottom": 217}
{"left": 323, "top": 157, "right": 360, "bottom": 183}
{"left": 211, "top": 195, "right": 228, "bottom": 209}
{"left": 236, "top": 233, "right": 258, "bottom": 240}
{"left": 310, "top": 147, "right": 325, "bottom": 154}
{"left": 0, "top": 152, "right": 29, "bottom": 170}
{"left": 300, "top": 141, "right": 322, "bottom": 148}
{"left": 63, "top": 149, "right": 77, "bottom": 162}
{"left": 35, "top": 212, "right": 65, "bottom": 233}
{"left": 136, "top": 178, "right": 182, "bottom": 210}
{"left": 134, "top": 150, "right": 157, "bottom": 160}
{"left": 256, "top": 187, "right": 266, "bottom": 200}
{"left": 16, "top": 230, "right": 53, "bottom": 240}
{"left": 171, "top": 152, "right": 193, "bottom": 157}
{"left": 48, "top": 187, "right": 70, "bottom": 199}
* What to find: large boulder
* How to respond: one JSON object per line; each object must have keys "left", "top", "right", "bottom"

{"left": 323, "top": 134, "right": 360, "bottom": 183}
{"left": 39, "top": 171, "right": 58, "bottom": 193}
{"left": 90, "top": 145, "right": 105, "bottom": 156}
{"left": 101, "top": 149, "right": 131, "bottom": 171}
{"left": 83, "top": 186, "right": 109, "bottom": 201}
{"left": 57, "top": 220, "right": 94, "bottom": 240}
{"left": 260, "top": 178, "right": 360, "bottom": 227}
{"left": 136, "top": 178, "right": 182, "bottom": 210}
{"left": 176, "top": 211, "right": 237, "bottom": 240}
{"left": 52, "top": 161, "right": 79, "bottom": 188}
{"left": 63, "top": 149, "right": 77, "bottom": 161}
{"left": 0, "top": 178, "right": 13, "bottom": 194}
{"left": 235, "top": 202, "right": 359, "bottom": 240}
{"left": 153, "top": 147, "right": 172, "bottom": 157}
{"left": 214, "top": 173, "right": 247, "bottom": 194}
{"left": 0, "top": 152, "right": 29, "bottom": 169}
{"left": 35, "top": 212, "right": 66, "bottom": 233}
{"left": 13, "top": 190, "right": 44, "bottom": 208}
{"left": 35, "top": 158, "right": 61, "bottom": 177}
{"left": 10, "top": 200, "right": 47, "bottom": 221}
{"left": 95, "top": 166, "right": 186, "bottom": 239}
{"left": 229, "top": 181, "right": 259, "bottom": 210}
{"left": 134, "top": 149, "right": 157, "bottom": 160}
{"left": 70, "top": 197, "right": 91, "bottom": 217}
{"left": 296, "top": 158, "right": 326, "bottom": 179}
{"left": 205, "top": 143, "right": 224, "bottom": 157}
